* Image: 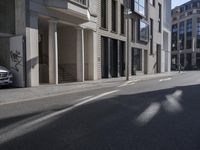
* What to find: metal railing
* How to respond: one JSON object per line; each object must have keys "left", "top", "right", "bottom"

{"left": 69, "top": 0, "right": 88, "bottom": 7}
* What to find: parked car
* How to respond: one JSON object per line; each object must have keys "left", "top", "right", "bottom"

{"left": 0, "top": 66, "right": 13, "bottom": 87}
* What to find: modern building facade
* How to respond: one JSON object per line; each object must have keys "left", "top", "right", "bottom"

{"left": 98, "top": 0, "right": 171, "bottom": 80}
{"left": 172, "top": 0, "right": 200, "bottom": 70}
{"left": 0, "top": 0, "right": 171, "bottom": 87}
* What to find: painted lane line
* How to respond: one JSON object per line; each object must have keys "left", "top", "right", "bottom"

{"left": 75, "top": 90, "right": 119, "bottom": 106}
{"left": 159, "top": 78, "right": 172, "bottom": 82}
{"left": 76, "top": 96, "right": 94, "bottom": 102}
{"left": 118, "top": 80, "right": 136, "bottom": 87}
{"left": 0, "top": 90, "right": 119, "bottom": 145}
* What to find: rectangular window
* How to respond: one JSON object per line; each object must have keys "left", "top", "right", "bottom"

{"left": 112, "top": 0, "right": 117, "bottom": 32}
{"left": 138, "top": 19, "right": 149, "bottom": 42}
{"left": 186, "top": 19, "right": 192, "bottom": 49}
{"left": 132, "top": 48, "right": 142, "bottom": 72}
{"left": 158, "top": 3, "right": 162, "bottom": 33}
{"left": 121, "top": 5, "right": 125, "bottom": 34}
{"left": 132, "top": 0, "right": 146, "bottom": 17}
{"left": 149, "top": 0, "right": 155, "bottom": 6}
{"left": 0, "top": 0, "right": 15, "bottom": 34}
{"left": 150, "top": 18, "right": 153, "bottom": 54}
{"left": 197, "top": 18, "right": 200, "bottom": 48}
{"left": 179, "top": 21, "right": 185, "bottom": 50}
{"left": 172, "top": 24, "right": 178, "bottom": 51}
{"left": 101, "top": 0, "right": 107, "bottom": 29}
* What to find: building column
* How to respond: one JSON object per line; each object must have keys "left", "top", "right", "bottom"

{"left": 26, "top": 13, "right": 39, "bottom": 87}
{"left": 76, "top": 28, "right": 85, "bottom": 82}
{"left": 192, "top": 52, "right": 196, "bottom": 66}
{"left": 48, "top": 20, "right": 58, "bottom": 85}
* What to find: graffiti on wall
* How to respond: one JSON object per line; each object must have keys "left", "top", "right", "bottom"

{"left": 10, "top": 50, "right": 23, "bottom": 72}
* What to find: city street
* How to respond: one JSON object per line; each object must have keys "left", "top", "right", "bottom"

{"left": 0, "top": 71, "right": 200, "bottom": 150}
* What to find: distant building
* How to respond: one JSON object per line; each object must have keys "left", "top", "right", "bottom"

{"left": 172, "top": 0, "right": 200, "bottom": 70}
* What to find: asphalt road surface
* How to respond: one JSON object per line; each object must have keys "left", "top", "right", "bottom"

{"left": 0, "top": 71, "right": 200, "bottom": 150}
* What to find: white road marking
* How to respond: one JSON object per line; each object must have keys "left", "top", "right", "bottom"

{"left": 0, "top": 90, "right": 119, "bottom": 144}
{"left": 118, "top": 80, "right": 136, "bottom": 87}
{"left": 76, "top": 96, "right": 93, "bottom": 102}
{"left": 75, "top": 90, "right": 119, "bottom": 106}
{"left": 159, "top": 78, "right": 172, "bottom": 82}
{"left": 136, "top": 102, "right": 161, "bottom": 126}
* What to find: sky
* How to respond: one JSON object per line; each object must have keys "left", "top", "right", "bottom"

{"left": 172, "top": 0, "right": 190, "bottom": 9}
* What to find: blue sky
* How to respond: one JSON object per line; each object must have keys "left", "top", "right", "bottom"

{"left": 172, "top": 0, "right": 190, "bottom": 8}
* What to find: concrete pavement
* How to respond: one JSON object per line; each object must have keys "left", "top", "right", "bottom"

{"left": 0, "top": 72, "right": 177, "bottom": 105}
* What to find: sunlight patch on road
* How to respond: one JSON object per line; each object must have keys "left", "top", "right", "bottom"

{"left": 135, "top": 90, "right": 183, "bottom": 126}
{"left": 136, "top": 102, "right": 161, "bottom": 126}
{"left": 162, "top": 90, "right": 183, "bottom": 113}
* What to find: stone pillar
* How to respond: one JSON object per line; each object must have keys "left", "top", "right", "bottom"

{"left": 48, "top": 20, "right": 58, "bottom": 85}
{"left": 76, "top": 28, "right": 85, "bottom": 82}
{"left": 26, "top": 13, "right": 39, "bottom": 87}
{"left": 192, "top": 52, "right": 196, "bottom": 66}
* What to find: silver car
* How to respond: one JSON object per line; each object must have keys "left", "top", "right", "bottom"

{"left": 0, "top": 66, "right": 13, "bottom": 86}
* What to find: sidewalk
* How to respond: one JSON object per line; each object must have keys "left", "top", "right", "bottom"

{"left": 0, "top": 72, "right": 179, "bottom": 105}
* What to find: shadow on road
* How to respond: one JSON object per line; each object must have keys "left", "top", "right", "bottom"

{"left": 1, "top": 84, "right": 200, "bottom": 150}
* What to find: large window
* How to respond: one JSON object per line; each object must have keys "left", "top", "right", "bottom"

{"left": 172, "top": 24, "right": 178, "bottom": 51}
{"left": 179, "top": 21, "right": 185, "bottom": 50}
{"left": 0, "top": 0, "right": 15, "bottom": 34}
{"left": 138, "top": 19, "right": 149, "bottom": 42}
{"left": 150, "top": 18, "right": 153, "bottom": 54}
{"left": 197, "top": 18, "right": 200, "bottom": 48}
{"left": 132, "top": 48, "right": 142, "bottom": 72}
{"left": 112, "top": 0, "right": 117, "bottom": 32}
{"left": 186, "top": 19, "right": 192, "bottom": 49}
{"left": 132, "top": 0, "right": 145, "bottom": 17}
{"left": 121, "top": 5, "right": 125, "bottom": 34}
{"left": 158, "top": 3, "right": 162, "bottom": 33}
{"left": 101, "top": 0, "right": 107, "bottom": 29}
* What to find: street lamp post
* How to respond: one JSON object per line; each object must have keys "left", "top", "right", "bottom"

{"left": 123, "top": 0, "right": 132, "bottom": 81}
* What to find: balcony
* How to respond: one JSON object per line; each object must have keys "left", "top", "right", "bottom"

{"left": 46, "top": 0, "right": 90, "bottom": 24}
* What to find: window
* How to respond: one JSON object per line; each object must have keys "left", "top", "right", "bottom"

{"left": 149, "top": 0, "right": 155, "bottom": 6}
{"left": 193, "top": 2, "right": 198, "bottom": 8}
{"left": 158, "top": 3, "right": 162, "bottom": 33}
{"left": 180, "top": 6, "right": 185, "bottom": 13}
{"left": 186, "top": 19, "right": 192, "bottom": 49}
{"left": 150, "top": 18, "right": 153, "bottom": 54}
{"left": 185, "top": 3, "right": 191, "bottom": 10}
{"left": 132, "top": 48, "right": 142, "bottom": 72}
{"left": 0, "top": 0, "right": 15, "bottom": 34}
{"left": 112, "top": 0, "right": 117, "bottom": 32}
{"left": 101, "top": 0, "right": 107, "bottom": 29}
{"left": 197, "top": 18, "right": 200, "bottom": 48}
{"left": 121, "top": 5, "right": 125, "bottom": 34}
{"left": 132, "top": 0, "right": 145, "bottom": 17}
{"left": 172, "top": 24, "right": 178, "bottom": 51}
{"left": 179, "top": 21, "right": 185, "bottom": 50}
{"left": 138, "top": 19, "right": 149, "bottom": 42}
